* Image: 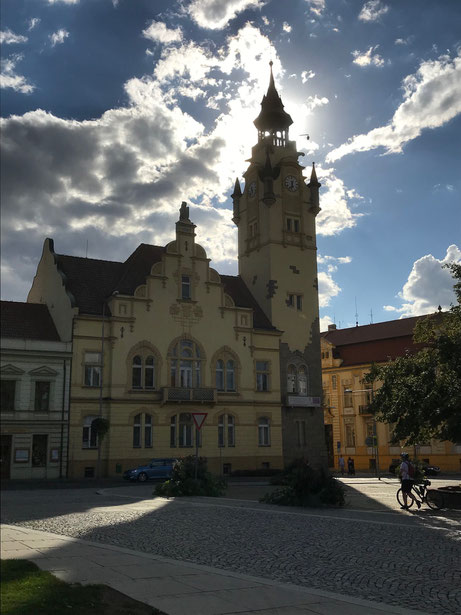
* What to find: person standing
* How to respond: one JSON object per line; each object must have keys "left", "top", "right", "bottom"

{"left": 399, "top": 452, "right": 419, "bottom": 509}
{"left": 338, "top": 455, "right": 345, "bottom": 476}
{"left": 347, "top": 457, "right": 355, "bottom": 475}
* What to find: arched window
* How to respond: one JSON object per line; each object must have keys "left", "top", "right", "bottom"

{"left": 287, "top": 364, "right": 309, "bottom": 395}
{"left": 131, "top": 354, "right": 155, "bottom": 390}
{"left": 170, "top": 413, "right": 201, "bottom": 448}
{"left": 226, "top": 360, "right": 235, "bottom": 391}
{"left": 218, "top": 414, "right": 235, "bottom": 447}
{"left": 258, "top": 417, "right": 270, "bottom": 446}
{"left": 298, "top": 366, "right": 308, "bottom": 395}
{"left": 82, "top": 416, "right": 98, "bottom": 449}
{"left": 132, "top": 356, "right": 142, "bottom": 388}
{"left": 169, "top": 339, "right": 202, "bottom": 388}
{"left": 287, "top": 365, "right": 296, "bottom": 393}
{"left": 216, "top": 360, "right": 224, "bottom": 391}
{"left": 133, "top": 413, "right": 153, "bottom": 448}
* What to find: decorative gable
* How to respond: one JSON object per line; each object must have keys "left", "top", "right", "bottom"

{"left": 28, "top": 366, "right": 58, "bottom": 377}
{"left": 0, "top": 364, "right": 25, "bottom": 376}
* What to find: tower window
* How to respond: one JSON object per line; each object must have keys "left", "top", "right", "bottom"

{"left": 287, "top": 293, "right": 303, "bottom": 310}
{"left": 249, "top": 221, "right": 258, "bottom": 237}
{"left": 181, "top": 275, "right": 191, "bottom": 299}
{"left": 286, "top": 217, "right": 300, "bottom": 233}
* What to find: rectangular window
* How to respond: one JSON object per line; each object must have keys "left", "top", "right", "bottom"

{"left": 296, "top": 295, "right": 303, "bottom": 311}
{"left": 249, "top": 221, "right": 258, "bottom": 237}
{"left": 343, "top": 388, "right": 353, "bottom": 407}
{"left": 345, "top": 424, "right": 356, "bottom": 447}
{"left": 332, "top": 375, "right": 337, "bottom": 390}
{"left": 32, "top": 434, "right": 48, "bottom": 467}
{"left": 286, "top": 217, "right": 300, "bottom": 232}
{"left": 181, "top": 275, "right": 191, "bottom": 299}
{"left": 84, "top": 352, "right": 101, "bottom": 387}
{"left": 145, "top": 414, "right": 152, "bottom": 448}
{"left": 1, "top": 380, "right": 16, "bottom": 411}
{"left": 256, "top": 361, "right": 269, "bottom": 391}
{"left": 170, "top": 416, "right": 176, "bottom": 447}
{"left": 228, "top": 415, "right": 235, "bottom": 447}
{"left": 34, "top": 381, "right": 50, "bottom": 412}
{"left": 287, "top": 294, "right": 294, "bottom": 307}
{"left": 218, "top": 418, "right": 224, "bottom": 447}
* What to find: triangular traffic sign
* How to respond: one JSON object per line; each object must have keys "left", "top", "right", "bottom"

{"left": 192, "top": 412, "right": 208, "bottom": 430}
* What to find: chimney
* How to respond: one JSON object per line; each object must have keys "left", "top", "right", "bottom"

{"left": 328, "top": 324, "right": 337, "bottom": 331}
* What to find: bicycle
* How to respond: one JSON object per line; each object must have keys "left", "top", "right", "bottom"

{"left": 396, "top": 479, "right": 445, "bottom": 510}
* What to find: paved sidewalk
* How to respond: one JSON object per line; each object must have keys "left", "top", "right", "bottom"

{"left": 1, "top": 523, "right": 429, "bottom": 615}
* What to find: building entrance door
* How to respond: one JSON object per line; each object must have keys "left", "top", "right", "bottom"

{"left": 324, "top": 425, "right": 334, "bottom": 468}
{"left": 1, "top": 435, "right": 12, "bottom": 479}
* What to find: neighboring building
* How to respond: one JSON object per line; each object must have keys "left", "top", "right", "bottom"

{"left": 321, "top": 319, "right": 461, "bottom": 473}
{"left": 26, "top": 66, "right": 327, "bottom": 478}
{"left": 0, "top": 301, "right": 72, "bottom": 479}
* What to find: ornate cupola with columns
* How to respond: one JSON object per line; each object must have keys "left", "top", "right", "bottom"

{"left": 232, "top": 63, "right": 326, "bottom": 467}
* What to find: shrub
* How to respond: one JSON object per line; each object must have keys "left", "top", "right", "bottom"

{"left": 154, "top": 455, "right": 226, "bottom": 497}
{"left": 261, "top": 458, "right": 345, "bottom": 508}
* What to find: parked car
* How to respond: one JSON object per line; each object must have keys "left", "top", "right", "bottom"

{"left": 123, "top": 458, "right": 177, "bottom": 482}
{"left": 388, "top": 460, "right": 441, "bottom": 476}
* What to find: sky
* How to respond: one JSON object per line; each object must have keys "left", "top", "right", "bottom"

{"left": 1, "top": 0, "right": 460, "bottom": 331}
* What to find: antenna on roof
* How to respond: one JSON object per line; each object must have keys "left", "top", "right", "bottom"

{"left": 85, "top": 240, "right": 88, "bottom": 259}
{"left": 355, "top": 297, "right": 359, "bottom": 327}
{"left": 370, "top": 308, "right": 373, "bottom": 324}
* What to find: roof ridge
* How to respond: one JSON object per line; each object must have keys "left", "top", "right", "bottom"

{"left": 57, "top": 253, "right": 123, "bottom": 265}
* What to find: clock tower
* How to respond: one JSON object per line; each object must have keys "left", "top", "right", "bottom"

{"left": 232, "top": 63, "right": 326, "bottom": 467}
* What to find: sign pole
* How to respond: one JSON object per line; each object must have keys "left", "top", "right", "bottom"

{"left": 191, "top": 412, "right": 208, "bottom": 481}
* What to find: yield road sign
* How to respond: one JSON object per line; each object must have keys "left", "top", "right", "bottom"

{"left": 192, "top": 412, "right": 208, "bottom": 430}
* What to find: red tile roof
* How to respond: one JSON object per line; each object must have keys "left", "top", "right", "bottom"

{"left": 321, "top": 316, "right": 424, "bottom": 345}
{"left": 1, "top": 301, "right": 61, "bottom": 341}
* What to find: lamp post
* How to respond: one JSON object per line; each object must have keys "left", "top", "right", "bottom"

{"left": 345, "top": 386, "right": 380, "bottom": 480}
{"left": 96, "top": 291, "right": 118, "bottom": 479}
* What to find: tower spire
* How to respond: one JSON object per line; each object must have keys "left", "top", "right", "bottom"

{"left": 253, "top": 62, "right": 293, "bottom": 146}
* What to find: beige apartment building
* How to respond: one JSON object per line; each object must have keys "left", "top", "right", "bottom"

{"left": 321, "top": 319, "right": 461, "bottom": 473}
{"left": 26, "top": 66, "right": 327, "bottom": 478}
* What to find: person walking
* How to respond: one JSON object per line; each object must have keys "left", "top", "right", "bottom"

{"left": 347, "top": 457, "right": 355, "bottom": 475}
{"left": 338, "top": 455, "right": 345, "bottom": 476}
{"left": 399, "top": 452, "right": 419, "bottom": 509}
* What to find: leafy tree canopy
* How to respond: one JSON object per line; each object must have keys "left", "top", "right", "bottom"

{"left": 365, "top": 263, "right": 461, "bottom": 445}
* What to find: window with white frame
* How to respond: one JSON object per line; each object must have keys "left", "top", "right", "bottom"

{"left": 1, "top": 380, "right": 16, "bottom": 411}
{"left": 34, "top": 381, "right": 51, "bottom": 411}
{"left": 218, "top": 414, "right": 235, "bottom": 447}
{"left": 84, "top": 352, "right": 101, "bottom": 387}
{"left": 215, "top": 359, "right": 236, "bottom": 391}
{"left": 287, "top": 364, "right": 309, "bottom": 395}
{"left": 256, "top": 361, "right": 269, "bottom": 391}
{"left": 131, "top": 355, "right": 155, "bottom": 389}
{"left": 169, "top": 339, "right": 202, "bottom": 388}
{"left": 133, "top": 413, "right": 153, "bottom": 448}
{"left": 258, "top": 417, "right": 270, "bottom": 446}
{"left": 169, "top": 412, "right": 201, "bottom": 447}
{"left": 181, "top": 275, "right": 191, "bottom": 299}
{"left": 82, "top": 416, "right": 98, "bottom": 448}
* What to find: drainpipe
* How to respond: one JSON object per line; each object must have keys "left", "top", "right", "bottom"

{"left": 59, "top": 358, "right": 66, "bottom": 478}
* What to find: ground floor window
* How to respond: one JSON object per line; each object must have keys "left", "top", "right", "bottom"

{"left": 258, "top": 417, "right": 270, "bottom": 446}
{"left": 170, "top": 413, "right": 201, "bottom": 447}
{"left": 218, "top": 414, "right": 235, "bottom": 447}
{"left": 133, "top": 413, "right": 153, "bottom": 448}
{"left": 82, "top": 416, "right": 98, "bottom": 449}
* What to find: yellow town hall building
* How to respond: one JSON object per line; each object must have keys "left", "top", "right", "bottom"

{"left": 27, "top": 67, "right": 327, "bottom": 478}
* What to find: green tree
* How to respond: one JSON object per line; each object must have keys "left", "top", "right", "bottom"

{"left": 366, "top": 263, "right": 461, "bottom": 445}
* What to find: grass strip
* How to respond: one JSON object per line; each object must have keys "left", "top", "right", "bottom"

{"left": 1, "top": 559, "right": 164, "bottom": 615}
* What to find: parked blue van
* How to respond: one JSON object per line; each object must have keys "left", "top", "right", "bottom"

{"left": 123, "top": 458, "right": 177, "bottom": 482}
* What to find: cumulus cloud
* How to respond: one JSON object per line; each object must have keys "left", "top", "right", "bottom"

{"left": 282, "top": 22, "right": 292, "bottom": 33}
{"left": 318, "top": 271, "right": 341, "bottom": 308}
{"left": 352, "top": 45, "right": 385, "bottom": 68}
{"left": 326, "top": 51, "right": 461, "bottom": 162}
{"left": 301, "top": 70, "right": 315, "bottom": 83}
{"left": 49, "top": 29, "right": 69, "bottom": 46}
{"left": 320, "top": 315, "right": 334, "bottom": 331}
{"left": 358, "top": 0, "right": 389, "bottom": 22}
{"left": 315, "top": 167, "right": 363, "bottom": 236}
{"left": 305, "top": 0, "right": 325, "bottom": 17}
{"left": 0, "top": 54, "right": 34, "bottom": 94}
{"left": 187, "top": 0, "right": 265, "bottom": 30}
{"left": 305, "top": 95, "right": 329, "bottom": 113}
{"left": 142, "top": 21, "right": 183, "bottom": 44}
{"left": 384, "top": 245, "right": 461, "bottom": 317}
{"left": 28, "top": 18, "right": 41, "bottom": 31}
{"left": 0, "top": 29, "right": 28, "bottom": 44}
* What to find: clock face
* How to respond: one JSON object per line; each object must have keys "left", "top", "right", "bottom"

{"left": 248, "top": 181, "right": 257, "bottom": 198}
{"left": 284, "top": 175, "right": 299, "bottom": 192}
